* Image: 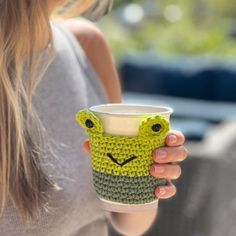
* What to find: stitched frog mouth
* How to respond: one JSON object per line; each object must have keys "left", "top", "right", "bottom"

{"left": 107, "top": 153, "right": 138, "bottom": 167}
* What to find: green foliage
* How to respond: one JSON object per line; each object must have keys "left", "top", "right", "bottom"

{"left": 99, "top": 0, "right": 236, "bottom": 59}
{"left": 113, "top": 0, "right": 141, "bottom": 7}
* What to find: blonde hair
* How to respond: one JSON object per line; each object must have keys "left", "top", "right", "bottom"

{"left": 0, "top": 0, "right": 96, "bottom": 221}
{"left": 0, "top": 0, "right": 55, "bottom": 220}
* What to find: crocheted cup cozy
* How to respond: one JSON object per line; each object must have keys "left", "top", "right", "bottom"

{"left": 76, "top": 109, "right": 170, "bottom": 205}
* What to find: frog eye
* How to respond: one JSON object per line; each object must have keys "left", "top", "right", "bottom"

{"left": 151, "top": 123, "right": 162, "bottom": 132}
{"left": 139, "top": 115, "right": 170, "bottom": 137}
{"left": 84, "top": 119, "right": 94, "bottom": 129}
{"left": 76, "top": 109, "right": 104, "bottom": 133}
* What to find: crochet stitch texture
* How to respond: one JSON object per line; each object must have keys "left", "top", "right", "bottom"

{"left": 76, "top": 109, "right": 170, "bottom": 204}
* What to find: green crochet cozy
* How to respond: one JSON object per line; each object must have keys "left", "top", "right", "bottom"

{"left": 76, "top": 109, "right": 170, "bottom": 205}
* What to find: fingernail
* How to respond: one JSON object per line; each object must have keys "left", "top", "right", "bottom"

{"left": 157, "top": 187, "right": 166, "bottom": 196}
{"left": 155, "top": 150, "right": 167, "bottom": 159}
{"left": 168, "top": 134, "right": 177, "bottom": 144}
{"left": 155, "top": 166, "right": 165, "bottom": 173}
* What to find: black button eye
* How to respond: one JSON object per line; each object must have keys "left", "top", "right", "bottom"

{"left": 152, "top": 124, "right": 162, "bottom": 132}
{"left": 85, "top": 119, "right": 94, "bottom": 128}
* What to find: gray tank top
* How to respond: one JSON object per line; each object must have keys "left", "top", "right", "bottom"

{"left": 0, "top": 23, "right": 109, "bottom": 236}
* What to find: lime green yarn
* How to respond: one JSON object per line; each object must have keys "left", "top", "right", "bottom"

{"left": 139, "top": 115, "right": 169, "bottom": 137}
{"left": 76, "top": 110, "right": 170, "bottom": 177}
{"left": 76, "top": 109, "right": 104, "bottom": 133}
{"left": 89, "top": 132, "right": 166, "bottom": 177}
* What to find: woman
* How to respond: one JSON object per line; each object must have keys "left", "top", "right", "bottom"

{"left": 0, "top": 0, "right": 188, "bottom": 235}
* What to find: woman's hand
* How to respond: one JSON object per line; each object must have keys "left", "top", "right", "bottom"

{"left": 150, "top": 130, "right": 188, "bottom": 199}
{"left": 83, "top": 130, "right": 188, "bottom": 200}
{"left": 82, "top": 131, "right": 188, "bottom": 235}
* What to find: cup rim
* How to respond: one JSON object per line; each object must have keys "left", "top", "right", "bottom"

{"left": 89, "top": 103, "right": 174, "bottom": 116}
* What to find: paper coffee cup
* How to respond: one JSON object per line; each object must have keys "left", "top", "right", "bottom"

{"left": 76, "top": 104, "right": 173, "bottom": 213}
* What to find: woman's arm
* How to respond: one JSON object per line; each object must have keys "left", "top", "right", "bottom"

{"left": 62, "top": 19, "right": 122, "bottom": 103}
{"left": 65, "top": 19, "right": 188, "bottom": 236}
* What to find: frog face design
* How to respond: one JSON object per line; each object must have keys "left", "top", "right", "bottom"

{"left": 76, "top": 109, "right": 170, "bottom": 204}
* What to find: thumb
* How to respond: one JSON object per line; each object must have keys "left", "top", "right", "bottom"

{"left": 82, "top": 139, "right": 90, "bottom": 155}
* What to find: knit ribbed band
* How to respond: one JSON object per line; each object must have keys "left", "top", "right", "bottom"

{"left": 76, "top": 109, "right": 170, "bottom": 204}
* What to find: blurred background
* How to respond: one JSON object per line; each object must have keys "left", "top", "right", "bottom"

{"left": 97, "top": 1, "right": 236, "bottom": 236}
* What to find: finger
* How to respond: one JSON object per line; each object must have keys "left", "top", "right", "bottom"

{"left": 150, "top": 164, "right": 181, "bottom": 180}
{"left": 165, "top": 130, "right": 185, "bottom": 147}
{"left": 153, "top": 146, "right": 188, "bottom": 163}
{"left": 155, "top": 181, "right": 176, "bottom": 199}
{"left": 82, "top": 139, "right": 90, "bottom": 155}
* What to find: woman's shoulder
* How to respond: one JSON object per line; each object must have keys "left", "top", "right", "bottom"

{"left": 55, "top": 19, "right": 121, "bottom": 103}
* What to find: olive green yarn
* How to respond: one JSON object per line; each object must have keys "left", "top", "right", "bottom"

{"left": 93, "top": 170, "right": 166, "bottom": 204}
{"left": 76, "top": 109, "right": 170, "bottom": 204}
